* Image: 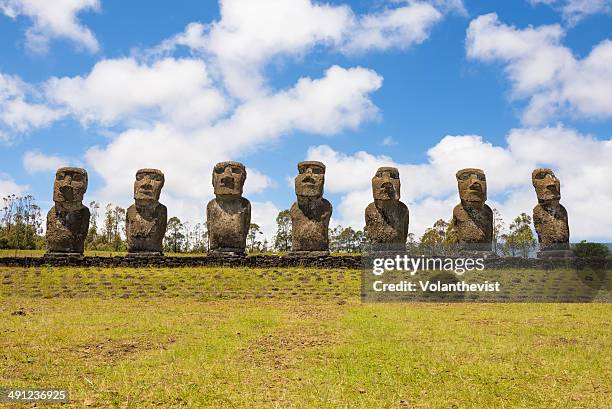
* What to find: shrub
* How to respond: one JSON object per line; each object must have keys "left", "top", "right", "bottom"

{"left": 572, "top": 241, "right": 610, "bottom": 259}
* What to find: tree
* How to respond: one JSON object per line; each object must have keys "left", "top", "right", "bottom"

{"left": 419, "top": 219, "right": 456, "bottom": 255}
{"left": 0, "top": 194, "right": 44, "bottom": 250}
{"left": 328, "top": 225, "right": 343, "bottom": 252}
{"left": 165, "top": 216, "right": 186, "bottom": 253}
{"left": 247, "top": 223, "right": 263, "bottom": 253}
{"left": 100, "top": 204, "right": 125, "bottom": 251}
{"left": 420, "top": 219, "right": 447, "bottom": 254}
{"left": 501, "top": 213, "right": 536, "bottom": 257}
{"left": 405, "top": 233, "right": 418, "bottom": 253}
{"left": 190, "top": 222, "right": 208, "bottom": 253}
{"left": 261, "top": 238, "right": 269, "bottom": 253}
{"left": 492, "top": 208, "right": 505, "bottom": 255}
{"left": 85, "top": 200, "right": 101, "bottom": 250}
{"left": 273, "top": 210, "right": 291, "bottom": 252}
{"left": 334, "top": 226, "right": 366, "bottom": 253}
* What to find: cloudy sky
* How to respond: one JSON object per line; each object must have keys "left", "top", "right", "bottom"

{"left": 1, "top": 0, "right": 611, "bottom": 242}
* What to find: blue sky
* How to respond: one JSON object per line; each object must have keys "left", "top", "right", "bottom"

{"left": 1, "top": 0, "right": 611, "bottom": 241}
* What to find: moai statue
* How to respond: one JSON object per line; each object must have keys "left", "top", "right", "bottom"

{"left": 532, "top": 168, "right": 571, "bottom": 258}
{"left": 451, "top": 168, "right": 493, "bottom": 252}
{"left": 46, "top": 167, "right": 90, "bottom": 256}
{"left": 290, "top": 161, "right": 332, "bottom": 255}
{"left": 126, "top": 169, "right": 167, "bottom": 256}
{"left": 207, "top": 161, "right": 251, "bottom": 255}
{"left": 365, "top": 167, "right": 409, "bottom": 246}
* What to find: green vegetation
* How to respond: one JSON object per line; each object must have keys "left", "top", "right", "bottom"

{"left": 573, "top": 241, "right": 610, "bottom": 259}
{"left": 1, "top": 266, "right": 610, "bottom": 408}
{"left": 0, "top": 194, "right": 44, "bottom": 250}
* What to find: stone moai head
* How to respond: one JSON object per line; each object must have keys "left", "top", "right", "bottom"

{"left": 134, "top": 168, "right": 164, "bottom": 204}
{"left": 53, "top": 167, "right": 88, "bottom": 204}
{"left": 213, "top": 161, "right": 246, "bottom": 197}
{"left": 372, "top": 167, "right": 400, "bottom": 201}
{"left": 532, "top": 168, "right": 561, "bottom": 204}
{"left": 456, "top": 168, "right": 487, "bottom": 207}
{"left": 295, "top": 161, "right": 325, "bottom": 198}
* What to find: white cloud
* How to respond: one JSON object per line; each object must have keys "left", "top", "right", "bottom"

{"left": 81, "top": 65, "right": 382, "bottom": 233}
{"left": 466, "top": 13, "right": 612, "bottom": 125}
{"left": 0, "top": 72, "right": 64, "bottom": 141}
{"left": 340, "top": 1, "right": 442, "bottom": 54}
{"left": 307, "top": 126, "right": 612, "bottom": 241}
{"left": 45, "top": 58, "right": 227, "bottom": 128}
{"left": 528, "top": 0, "right": 612, "bottom": 25}
{"left": 382, "top": 136, "right": 397, "bottom": 146}
{"left": 251, "top": 201, "right": 281, "bottom": 243}
{"left": 158, "top": 0, "right": 461, "bottom": 99}
{"left": 22, "top": 151, "right": 68, "bottom": 174}
{"left": 0, "top": 174, "right": 29, "bottom": 198}
{"left": 0, "top": 0, "right": 464, "bottom": 243}
{"left": 0, "top": 0, "right": 100, "bottom": 53}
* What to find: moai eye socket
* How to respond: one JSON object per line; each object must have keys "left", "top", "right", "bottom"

{"left": 232, "top": 167, "right": 242, "bottom": 175}
{"left": 56, "top": 173, "right": 64, "bottom": 181}
{"left": 214, "top": 166, "right": 224, "bottom": 174}
{"left": 390, "top": 170, "right": 399, "bottom": 179}
{"left": 72, "top": 174, "right": 83, "bottom": 182}
{"left": 458, "top": 171, "right": 470, "bottom": 181}
{"left": 136, "top": 173, "right": 144, "bottom": 181}
{"left": 477, "top": 173, "right": 486, "bottom": 181}
{"left": 150, "top": 173, "right": 163, "bottom": 181}
{"left": 311, "top": 166, "right": 324, "bottom": 175}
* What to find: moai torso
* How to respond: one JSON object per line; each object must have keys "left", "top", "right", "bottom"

{"left": 291, "top": 161, "right": 332, "bottom": 253}
{"left": 126, "top": 169, "right": 167, "bottom": 254}
{"left": 290, "top": 198, "right": 332, "bottom": 251}
{"left": 452, "top": 168, "right": 493, "bottom": 250}
{"left": 46, "top": 205, "right": 90, "bottom": 254}
{"left": 533, "top": 203, "right": 569, "bottom": 249}
{"left": 365, "top": 202, "right": 409, "bottom": 244}
{"left": 532, "top": 168, "right": 569, "bottom": 251}
{"left": 365, "top": 167, "right": 409, "bottom": 245}
{"left": 207, "top": 161, "right": 251, "bottom": 254}
{"left": 207, "top": 197, "right": 251, "bottom": 252}
{"left": 452, "top": 203, "right": 493, "bottom": 244}
{"left": 46, "top": 167, "right": 90, "bottom": 255}
{"left": 126, "top": 203, "right": 167, "bottom": 253}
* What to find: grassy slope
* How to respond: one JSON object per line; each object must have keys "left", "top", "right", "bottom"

{"left": 0, "top": 267, "right": 610, "bottom": 408}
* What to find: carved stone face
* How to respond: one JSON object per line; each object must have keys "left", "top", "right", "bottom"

{"left": 53, "top": 167, "right": 88, "bottom": 204}
{"left": 213, "top": 161, "right": 246, "bottom": 196}
{"left": 134, "top": 168, "right": 164, "bottom": 203}
{"left": 372, "top": 167, "right": 400, "bottom": 201}
{"left": 456, "top": 168, "right": 487, "bottom": 206}
{"left": 295, "top": 161, "right": 325, "bottom": 198}
{"left": 532, "top": 168, "right": 561, "bottom": 203}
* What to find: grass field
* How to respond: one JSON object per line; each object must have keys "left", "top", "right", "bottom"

{"left": 1, "top": 267, "right": 610, "bottom": 408}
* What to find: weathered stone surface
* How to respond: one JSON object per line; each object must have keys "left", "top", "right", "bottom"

{"left": 207, "top": 161, "right": 251, "bottom": 255}
{"left": 365, "top": 167, "right": 409, "bottom": 244}
{"left": 126, "top": 169, "right": 167, "bottom": 255}
{"left": 0, "top": 254, "right": 600, "bottom": 270}
{"left": 46, "top": 167, "right": 90, "bottom": 255}
{"left": 291, "top": 161, "right": 332, "bottom": 254}
{"left": 451, "top": 168, "right": 493, "bottom": 251}
{"left": 532, "top": 168, "right": 570, "bottom": 254}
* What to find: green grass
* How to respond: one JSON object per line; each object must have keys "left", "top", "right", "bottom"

{"left": 0, "top": 267, "right": 610, "bottom": 408}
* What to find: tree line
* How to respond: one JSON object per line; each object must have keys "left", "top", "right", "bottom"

{"left": 1, "top": 194, "right": 537, "bottom": 256}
